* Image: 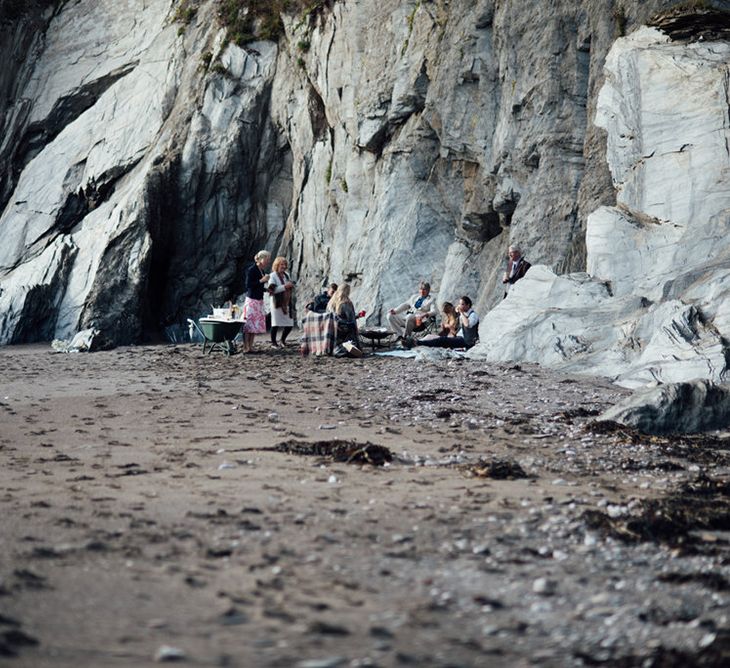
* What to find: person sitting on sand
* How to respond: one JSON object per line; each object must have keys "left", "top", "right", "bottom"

{"left": 386, "top": 281, "right": 437, "bottom": 339}
{"left": 409, "top": 296, "right": 479, "bottom": 350}
{"left": 326, "top": 283, "right": 360, "bottom": 347}
{"left": 307, "top": 283, "right": 338, "bottom": 314}
{"left": 418, "top": 301, "right": 458, "bottom": 342}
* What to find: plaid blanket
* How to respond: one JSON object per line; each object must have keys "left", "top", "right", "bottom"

{"left": 300, "top": 311, "right": 336, "bottom": 356}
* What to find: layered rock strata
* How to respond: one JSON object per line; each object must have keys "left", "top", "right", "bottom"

{"left": 0, "top": 0, "right": 283, "bottom": 343}
{"left": 471, "top": 25, "right": 730, "bottom": 388}
{"left": 1, "top": 0, "right": 728, "bottom": 393}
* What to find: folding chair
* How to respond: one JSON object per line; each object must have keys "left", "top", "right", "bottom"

{"left": 411, "top": 314, "right": 437, "bottom": 339}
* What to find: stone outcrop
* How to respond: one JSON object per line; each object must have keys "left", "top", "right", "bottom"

{"left": 0, "top": 0, "right": 282, "bottom": 343}
{"left": 0, "top": 0, "right": 728, "bottom": 395}
{"left": 596, "top": 380, "right": 730, "bottom": 435}
{"left": 470, "top": 22, "right": 730, "bottom": 389}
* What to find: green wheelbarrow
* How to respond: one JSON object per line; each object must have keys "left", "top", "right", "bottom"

{"left": 189, "top": 318, "right": 243, "bottom": 356}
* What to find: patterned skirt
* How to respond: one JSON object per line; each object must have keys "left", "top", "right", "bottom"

{"left": 243, "top": 297, "right": 266, "bottom": 334}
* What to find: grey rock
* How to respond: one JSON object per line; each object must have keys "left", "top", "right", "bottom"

{"left": 596, "top": 380, "right": 730, "bottom": 434}
{"left": 1, "top": 0, "right": 727, "bottom": 402}
{"left": 470, "top": 25, "right": 730, "bottom": 389}
{"left": 154, "top": 645, "right": 186, "bottom": 662}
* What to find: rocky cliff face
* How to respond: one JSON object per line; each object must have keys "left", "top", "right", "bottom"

{"left": 471, "top": 18, "right": 730, "bottom": 388}
{"left": 1, "top": 0, "right": 729, "bottom": 388}
{"left": 0, "top": 0, "right": 284, "bottom": 343}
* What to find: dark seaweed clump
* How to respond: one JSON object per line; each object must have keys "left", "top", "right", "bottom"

{"left": 582, "top": 474, "right": 730, "bottom": 555}
{"left": 275, "top": 439, "right": 393, "bottom": 466}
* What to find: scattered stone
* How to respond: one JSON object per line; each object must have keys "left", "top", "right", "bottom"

{"left": 308, "top": 621, "right": 350, "bottom": 636}
{"left": 155, "top": 645, "right": 186, "bottom": 662}
{"left": 532, "top": 578, "right": 557, "bottom": 596}
{"left": 296, "top": 658, "right": 346, "bottom": 668}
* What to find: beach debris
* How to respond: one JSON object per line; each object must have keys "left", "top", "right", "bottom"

{"left": 0, "top": 627, "right": 39, "bottom": 658}
{"left": 581, "top": 473, "right": 730, "bottom": 552}
{"left": 296, "top": 658, "right": 346, "bottom": 668}
{"left": 50, "top": 328, "right": 111, "bottom": 353}
{"left": 154, "top": 645, "right": 186, "bottom": 662}
{"left": 274, "top": 439, "right": 393, "bottom": 466}
{"left": 461, "top": 458, "right": 529, "bottom": 480}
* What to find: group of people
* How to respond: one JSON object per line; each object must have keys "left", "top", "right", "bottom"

{"left": 241, "top": 251, "right": 363, "bottom": 353}
{"left": 383, "top": 245, "right": 530, "bottom": 351}
{"left": 386, "top": 282, "right": 480, "bottom": 350}
{"left": 241, "top": 251, "right": 293, "bottom": 353}
{"left": 239, "top": 245, "right": 531, "bottom": 354}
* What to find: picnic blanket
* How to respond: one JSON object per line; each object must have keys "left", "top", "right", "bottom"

{"left": 300, "top": 311, "right": 337, "bottom": 356}
{"left": 375, "top": 348, "right": 467, "bottom": 360}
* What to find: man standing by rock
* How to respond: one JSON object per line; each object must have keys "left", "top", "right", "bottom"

{"left": 387, "top": 281, "right": 437, "bottom": 339}
{"left": 502, "top": 245, "right": 531, "bottom": 297}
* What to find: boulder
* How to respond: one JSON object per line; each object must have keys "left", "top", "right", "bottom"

{"left": 596, "top": 380, "right": 730, "bottom": 435}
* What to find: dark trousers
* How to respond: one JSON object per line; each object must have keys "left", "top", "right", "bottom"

{"left": 271, "top": 326, "right": 292, "bottom": 344}
{"left": 415, "top": 336, "right": 467, "bottom": 349}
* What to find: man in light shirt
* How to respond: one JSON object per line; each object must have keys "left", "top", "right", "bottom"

{"left": 387, "top": 281, "right": 437, "bottom": 338}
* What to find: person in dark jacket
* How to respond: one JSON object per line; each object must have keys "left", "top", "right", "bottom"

{"left": 242, "top": 250, "right": 271, "bottom": 353}
{"left": 308, "top": 283, "right": 338, "bottom": 313}
{"left": 326, "top": 283, "right": 360, "bottom": 346}
{"left": 502, "top": 245, "right": 531, "bottom": 297}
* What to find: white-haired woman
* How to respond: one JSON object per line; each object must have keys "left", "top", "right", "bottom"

{"left": 242, "top": 250, "right": 271, "bottom": 353}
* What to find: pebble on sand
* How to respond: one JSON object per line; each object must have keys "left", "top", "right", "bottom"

{"left": 155, "top": 645, "right": 187, "bottom": 662}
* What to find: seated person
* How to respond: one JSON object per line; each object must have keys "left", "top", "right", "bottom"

{"left": 327, "top": 283, "right": 360, "bottom": 346}
{"left": 307, "top": 282, "right": 338, "bottom": 313}
{"left": 386, "top": 281, "right": 437, "bottom": 338}
{"left": 419, "top": 301, "right": 458, "bottom": 341}
{"left": 412, "top": 296, "right": 479, "bottom": 349}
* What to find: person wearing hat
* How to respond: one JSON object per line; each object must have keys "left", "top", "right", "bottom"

{"left": 386, "top": 281, "right": 437, "bottom": 338}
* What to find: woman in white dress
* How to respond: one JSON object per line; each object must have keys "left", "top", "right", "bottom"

{"left": 267, "top": 256, "right": 295, "bottom": 347}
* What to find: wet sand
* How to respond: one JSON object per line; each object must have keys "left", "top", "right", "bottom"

{"left": 1, "top": 342, "right": 729, "bottom": 667}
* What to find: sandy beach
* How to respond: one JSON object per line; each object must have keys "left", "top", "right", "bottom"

{"left": 1, "top": 341, "right": 729, "bottom": 667}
